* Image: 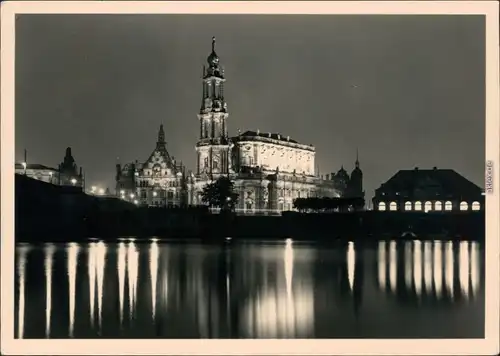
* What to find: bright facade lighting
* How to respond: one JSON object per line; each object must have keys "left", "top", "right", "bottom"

{"left": 285, "top": 238, "right": 293, "bottom": 245}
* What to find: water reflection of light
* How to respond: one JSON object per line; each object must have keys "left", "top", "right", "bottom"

{"left": 117, "top": 242, "right": 127, "bottom": 324}
{"left": 413, "top": 241, "right": 422, "bottom": 297}
{"left": 44, "top": 244, "right": 55, "bottom": 338}
{"left": 284, "top": 242, "right": 296, "bottom": 336}
{"left": 377, "top": 241, "right": 386, "bottom": 290}
{"left": 404, "top": 242, "right": 413, "bottom": 288}
{"left": 150, "top": 241, "right": 159, "bottom": 320}
{"left": 389, "top": 241, "right": 397, "bottom": 292}
{"left": 445, "top": 241, "right": 454, "bottom": 298}
{"left": 127, "top": 242, "right": 139, "bottom": 319}
{"left": 67, "top": 243, "right": 80, "bottom": 337}
{"left": 423, "top": 242, "right": 433, "bottom": 295}
{"left": 347, "top": 242, "right": 355, "bottom": 292}
{"left": 96, "top": 241, "right": 107, "bottom": 329}
{"left": 17, "top": 247, "right": 28, "bottom": 339}
{"left": 88, "top": 243, "right": 97, "bottom": 327}
{"left": 470, "top": 242, "right": 480, "bottom": 296}
{"left": 433, "top": 241, "right": 443, "bottom": 299}
{"left": 459, "top": 241, "right": 470, "bottom": 299}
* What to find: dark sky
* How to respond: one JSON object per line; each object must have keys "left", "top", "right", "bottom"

{"left": 15, "top": 14, "right": 485, "bottom": 199}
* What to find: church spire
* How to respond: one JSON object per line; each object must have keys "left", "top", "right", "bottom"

{"left": 355, "top": 148, "right": 360, "bottom": 168}
{"left": 212, "top": 36, "right": 216, "bottom": 53}
{"left": 157, "top": 124, "right": 165, "bottom": 146}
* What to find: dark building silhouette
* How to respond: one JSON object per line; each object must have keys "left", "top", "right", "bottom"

{"left": 58, "top": 147, "right": 84, "bottom": 189}
{"left": 372, "top": 167, "right": 484, "bottom": 212}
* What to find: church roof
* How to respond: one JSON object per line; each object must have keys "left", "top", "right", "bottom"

{"left": 238, "top": 130, "right": 299, "bottom": 144}
{"left": 376, "top": 168, "right": 482, "bottom": 197}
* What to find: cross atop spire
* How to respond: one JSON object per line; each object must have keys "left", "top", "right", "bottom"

{"left": 157, "top": 124, "right": 165, "bottom": 144}
{"left": 212, "top": 36, "right": 216, "bottom": 52}
{"left": 355, "top": 148, "right": 360, "bottom": 168}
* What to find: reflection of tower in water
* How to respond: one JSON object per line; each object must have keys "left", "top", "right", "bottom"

{"left": 376, "top": 240, "right": 482, "bottom": 303}
{"left": 16, "top": 246, "right": 29, "bottom": 339}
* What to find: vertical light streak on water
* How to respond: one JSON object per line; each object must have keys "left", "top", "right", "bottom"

{"left": 149, "top": 241, "right": 159, "bottom": 320}
{"left": 127, "top": 242, "right": 138, "bottom": 320}
{"left": 117, "top": 242, "right": 127, "bottom": 325}
{"left": 44, "top": 244, "right": 55, "bottom": 338}
{"left": 433, "top": 241, "right": 443, "bottom": 299}
{"left": 377, "top": 241, "right": 387, "bottom": 290}
{"left": 96, "top": 241, "right": 107, "bottom": 330}
{"left": 67, "top": 243, "right": 80, "bottom": 338}
{"left": 284, "top": 241, "right": 295, "bottom": 336}
{"left": 423, "top": 241, "right": 433, "bottom": 295}
{"left": 88, "top": 243, "right": 97, "bottom": 327}
{"left": 347, "top": 242, "right": 355, "bottom": 292}
{"left": 459, "top": 241, "right": 470, "bottom": 299}
{"left": 413, "top": 241, "right": 422, "bottom": 298}
{"left": 445, "top": 241, "right": 454, "bottom": 299}
{"left": 389, "top": 241, "right": 397, "bottom": 292}
{"left": 470, "top": 242, "right": 480, "bottom": 296}
{"left": 404, "top": 241, "right": 413, "bottom": 289}
{"left": 17, "top": 247, "right": 28, "bottom": 339}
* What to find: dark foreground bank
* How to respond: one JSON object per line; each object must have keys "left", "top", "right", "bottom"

{"left": 15, "top": 174, "right": 485, "bottom": 243}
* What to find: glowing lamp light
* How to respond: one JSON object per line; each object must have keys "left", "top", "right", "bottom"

{"left": 120, "top": 190, "right": 125, "bottom": 195}
{"left": 153, "top": 191, "right": 158, "bottom": 197}
{"left": 285, "top": 238, "right": 293, "bottom": 245}
{"left": 130, "top": 193, "right": 135, "bottom": 199}
{"left": 133, "top": 200, "right": 139, "bottom": 205}
{"left": 71, "top": 178, "right": 77, "bottom": 185}
{"left": 91, "top": 186, "right": 97, "bottom": 193}
{"left": 98, "top": 188, "right": 105, "bottom": 195}
{"left": 21, "top": 162, "right": 27, "bottom": 170}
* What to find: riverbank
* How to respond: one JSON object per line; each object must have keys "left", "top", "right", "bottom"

{"left": 15, "top": 174, "right": 485, "bottom": 243}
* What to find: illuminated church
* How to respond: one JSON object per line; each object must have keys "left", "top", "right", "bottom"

{"left": 116, "top": 37, "right": 364, "bottom": 213}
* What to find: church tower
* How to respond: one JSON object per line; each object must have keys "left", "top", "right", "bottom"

{"left": 349, "top": 149, "right": 364, "bottom": 198}
{"left": 195, "top": 37, "right": 231, "bottom": 179}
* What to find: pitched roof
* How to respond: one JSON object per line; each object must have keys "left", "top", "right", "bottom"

{"left": 15, "top": 163, "right": 57, "bottom": 171}
{"left": 238, "top": 130, "right": 299, "bottom": 144}
{"left": 376, "top": 168, "right": 482, "bottom": 197}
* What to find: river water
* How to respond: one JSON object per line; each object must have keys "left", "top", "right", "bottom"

{"left": 14, "top": 239, "right": 484, "bottom": 339}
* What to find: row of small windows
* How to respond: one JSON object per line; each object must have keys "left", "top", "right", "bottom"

{"left": 378, "top": 201, "right": 481, "bottom": 212}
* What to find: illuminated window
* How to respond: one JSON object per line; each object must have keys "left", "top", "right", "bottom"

{"left": 435, "top": 201, "right": 443, "bottom": 211}
{"left": 389, "top": 202, "right": 397, "bottom": 211}
{"left": 378, "top": 202, "right": 386, "bottom": 211}
{"left": 472, "top": 201, "right": 480, "bottom": 211}
{"left": 424, "top": 201, "right": 432, "bottom": 213}
{"left": 414, "top": 201, "right": 422, "bottom": 211}
{"left": 405, "top": 201, "right": 412, "bottom": 211}
{"left": 445, "top": 201, "right": 452, "bottom": 211}
{"left": 460, "top": 201, "right": 468, "bottom": 211}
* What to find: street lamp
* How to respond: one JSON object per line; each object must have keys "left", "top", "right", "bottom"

{"left": 130, "top": 193, "right": 135, "bottom": 199}
{"left": 71, "top": 178, "right": 77, "bottom": 185}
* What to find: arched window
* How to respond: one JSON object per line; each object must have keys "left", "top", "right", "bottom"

{"left": 405, "top": 201, "right": 412, "bottom": 211}
{"left": 472, "top": 201, "right": 481, "bottom": 211}
{"left": 414, "top": 201, "right": 422, "bottom": 211}
{"left": 424, "top": 201, "right": 432, "bottom": 213}
{"left": 445, "top": 201, "right": 452, "bottom": 211}
{"left": 434, "top": 201, "right": 443, "bottom": 211}
{"left": 389, "top": 202, "right": 397, "bottom": 211}
{"left": 460, "top": 201, "right": 468, "bottom": 211}
{"left": 378, "top": 202, "right": 386, "bottom": 211}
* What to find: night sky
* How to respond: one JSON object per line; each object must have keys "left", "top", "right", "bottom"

{"left": 15, "top": 14, "right": 485, "bottom": 200}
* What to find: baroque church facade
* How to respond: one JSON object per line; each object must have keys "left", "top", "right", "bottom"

{"left": 115, "top": 38, "right": 364, "bottom": 213}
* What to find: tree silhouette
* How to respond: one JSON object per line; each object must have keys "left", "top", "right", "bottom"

{"left": 201, "top": 176, "right": 239, "bottom": 211}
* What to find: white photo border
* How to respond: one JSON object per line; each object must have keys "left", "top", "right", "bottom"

{"left": 1, "top": 1, "right": 499, "bottom": 355}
